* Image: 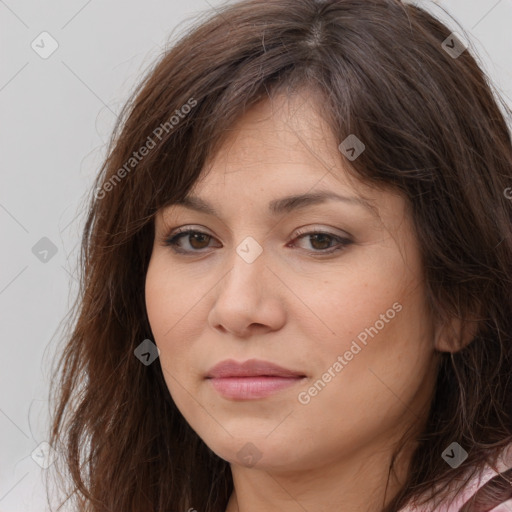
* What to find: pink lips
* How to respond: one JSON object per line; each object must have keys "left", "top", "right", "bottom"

{"left": 205, "top": 359, "right": 306, "bottom": 400}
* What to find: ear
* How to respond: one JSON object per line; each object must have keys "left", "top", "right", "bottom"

{"left": 433, "top": 314, "right": 480, "bottom": 353}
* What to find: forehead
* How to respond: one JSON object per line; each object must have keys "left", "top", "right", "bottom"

{"left": 190, "top": 91, "right": 370, "bottom": 208}
{"left": 158, "top": 91, "right": 410, "bottom": 237}
{"left": 203, "top": 90, "right": 343, "bottom": 177}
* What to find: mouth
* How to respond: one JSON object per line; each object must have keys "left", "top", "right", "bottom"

{"left": 205, "top": 359, "right": 307, "bottom": 400}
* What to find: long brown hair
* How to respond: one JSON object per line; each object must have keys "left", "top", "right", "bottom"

{"left": 47, "top": 0, "right": 512, "bottom": 510}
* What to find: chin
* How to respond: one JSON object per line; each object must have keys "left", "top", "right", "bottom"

{"left": 201, "top": 433, "right": 304, "bottom": 472}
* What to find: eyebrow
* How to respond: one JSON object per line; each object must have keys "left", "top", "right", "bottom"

{"left": 170, "top": 190, "right": 378, "bottom": 217}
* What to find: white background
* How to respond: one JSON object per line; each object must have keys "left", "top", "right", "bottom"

{"left": 1, "top": 0, "right": 511, "bottom": 510}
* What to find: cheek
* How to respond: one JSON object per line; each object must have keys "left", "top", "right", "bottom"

{"left": 144, "top": 252, "right": 213, "bottom": 397}
{"left": 292, "top": 249, "right": 433, "bottom": 397}
{"left": 145, "top": 253, "right": 201, "bottom": 341}
{"left": 145, "top": 263, "right": 171, "bottom": 341}
{"left": 292, "top": 298, "right": 434, "bottom": 466}
{"left": 145, "top": 260, "right": 194, "bottom": 412}
{"left": 288, "top": 255, "right": 403, "bottom": 344}
{"left": 145, "top": 255, "right": 192, "bottom": 370}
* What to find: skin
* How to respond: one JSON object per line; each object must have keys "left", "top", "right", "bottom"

{"left": 145, "top": 90, "right": 456, "bottom": 512}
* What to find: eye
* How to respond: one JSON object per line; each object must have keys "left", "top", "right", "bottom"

{"left": 289, "top": 228, "right": 353, "bottom": 254}
{"left": 162, "top": 226, "right": 353, "bottom": 256}
{"left": 163, "top": 229, "right": 220, "bottom": 253}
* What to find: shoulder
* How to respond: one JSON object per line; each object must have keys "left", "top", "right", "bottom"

{"left": 488, "top": 499, "right": 512, "bottom": 512}
{"left": 398, "top": 442, "right": 512, "bottom": 512}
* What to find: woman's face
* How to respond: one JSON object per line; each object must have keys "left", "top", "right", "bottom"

{"left": 145, "top": 91, "right": 439, "bottom": 475}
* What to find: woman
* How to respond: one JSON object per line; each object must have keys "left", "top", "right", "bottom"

{"left": 48, "top": 0, "right": 512, "bottom": 511}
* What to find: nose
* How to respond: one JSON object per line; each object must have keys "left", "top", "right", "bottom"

{"left": 207, "top": 243, "right": 287, "bottom": 338}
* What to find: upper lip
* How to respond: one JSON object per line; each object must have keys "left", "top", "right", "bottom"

{"left": 205, "top": 358, "right": 306, "bottom": 379}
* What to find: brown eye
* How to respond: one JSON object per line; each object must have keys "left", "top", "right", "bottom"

{"left": 291, "top": 230, "right": 353, "bottom": 254}
{"left": 308, "top": 233, "right": 335, "bottom": 250}
{"left": 188, "top": 232, "right": 211, "bottom": 249}
{"left": 164, "top": 230, "right": 218, "bottom": 253}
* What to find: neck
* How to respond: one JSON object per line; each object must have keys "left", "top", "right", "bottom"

{"left": 225, "top": 431, "right": 419, "bottom": 512}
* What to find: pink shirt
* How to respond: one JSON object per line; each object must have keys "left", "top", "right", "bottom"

{"left": 398, "top": 443, "right": 512, "bottom": 512}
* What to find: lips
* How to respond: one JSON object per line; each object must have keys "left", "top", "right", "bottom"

{"left": 205, "top": 358, "right": 306, "bottom": 379}
{"left": 205, "top": 359, "right": 306, "bottom": 400}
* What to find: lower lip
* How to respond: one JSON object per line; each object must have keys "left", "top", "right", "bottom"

{"left": 207, "top": 376, "right": 305, "bottom": 399}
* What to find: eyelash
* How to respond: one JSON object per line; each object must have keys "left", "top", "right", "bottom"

{"left": 162, "top": 227, "right": 353, "bottom": 256}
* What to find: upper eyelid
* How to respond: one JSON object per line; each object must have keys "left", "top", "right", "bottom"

{"left": 163, "top": 224, "right": 350, "bottom": 239}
